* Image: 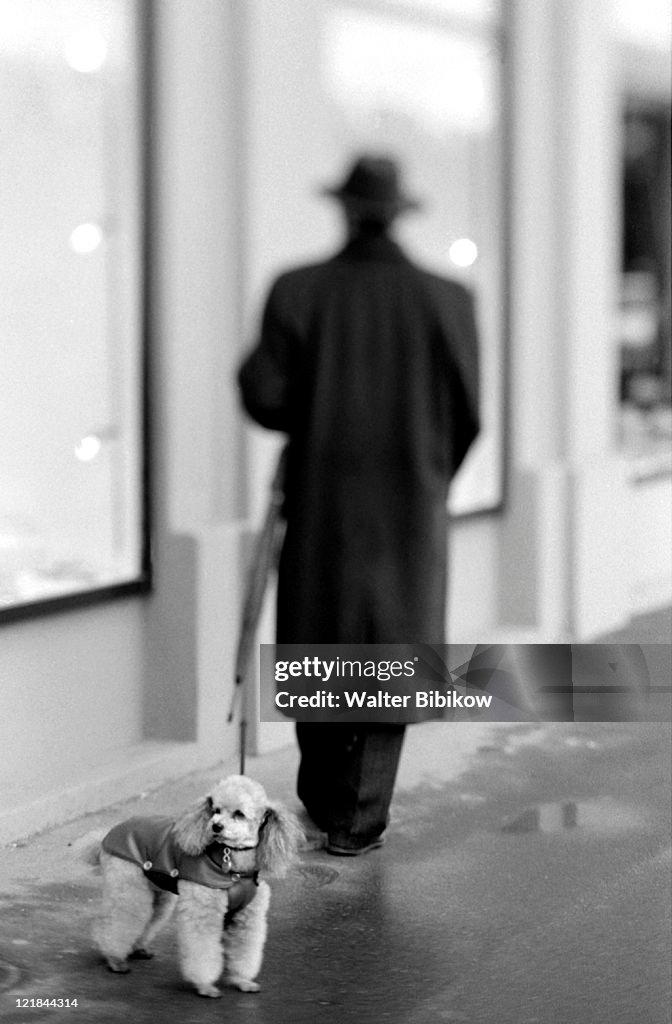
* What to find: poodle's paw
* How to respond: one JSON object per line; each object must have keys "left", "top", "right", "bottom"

{"left": 195, "top": 983, "right": 222, "bottom": 998}
{"left": 129, "top": 947, "right": 154, "bottom": 960}
{"left": 226, "top": 975, "right": 261, "bottom": 993}
{"left": 105, "top": 957, "right": 130, "bottom": 974}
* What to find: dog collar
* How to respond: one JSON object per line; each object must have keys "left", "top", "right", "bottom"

{"left": 218, "top": 846, "right": 260, "bottom": 894}
{"left": 210, "top": 843, "right": 259, "bottom": 878}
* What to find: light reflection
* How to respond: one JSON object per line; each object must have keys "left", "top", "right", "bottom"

{"left": 449, "top": 237, "right": 478, "bottom": 267}
{"left": 69, "top": 223, "right": 103, "bottom": 254}
{"left": 63, "top": 29, "right": 107, "bottom": 73}
{"left": 75, "top": 435, "right": 102, "bottom": 462}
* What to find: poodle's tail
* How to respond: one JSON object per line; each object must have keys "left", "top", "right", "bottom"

{"left": 70, "top": 828, "right": 107, "bottom": 869}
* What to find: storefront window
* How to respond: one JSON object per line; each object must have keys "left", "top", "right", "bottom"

{"left": 243, "top": 0, "right": 506, "bottom": 517}
{"left": 0, "top": 0, "right": 149, "bottom": 618}
{"left": 322, "top": 2, "right": 504, "bottom": 515}
{"left": 619, "top": 104, "right": 672, "bottom": 454}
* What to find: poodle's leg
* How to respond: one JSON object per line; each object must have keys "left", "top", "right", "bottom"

{"left": 92, "top": 855, "right": 154, "bottom": 973}
{"left": 132, "top": 889, "right": 177, "bottom": 958}
{"left": 222, "top": 881, "right": 270, "bottom": 992}
{"left": 175, "top": 881, "right": 229, "bottom": 998}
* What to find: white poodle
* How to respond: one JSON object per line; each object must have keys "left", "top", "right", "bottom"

{"left": 87, "top": 775, "right": 302, "bottom": 998}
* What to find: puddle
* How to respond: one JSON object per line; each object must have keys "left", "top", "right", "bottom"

{"left": 501, "top": 798, "right": 642, "bottom": 835}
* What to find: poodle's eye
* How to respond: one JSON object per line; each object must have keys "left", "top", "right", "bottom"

{"left": 210, "top": 805, "right": 221, "bottom": 816}
{"left": 233, "top": 809, "right": 246, "bottom": 821}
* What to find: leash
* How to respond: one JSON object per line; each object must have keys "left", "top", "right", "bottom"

{"left": 230, "top": 447, "right": 288, "bottom": 775}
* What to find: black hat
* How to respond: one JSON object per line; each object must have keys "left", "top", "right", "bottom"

{"left": 322, "top": 155, "right": 420, "bottom": 216}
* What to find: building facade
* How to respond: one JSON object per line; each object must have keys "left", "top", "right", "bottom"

{"left": 1, "top": 0, "right": 670, "bottom": 843}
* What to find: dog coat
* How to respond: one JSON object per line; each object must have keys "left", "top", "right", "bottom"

{"left": 102, "top": 816, "right": 259, "bottom": 912}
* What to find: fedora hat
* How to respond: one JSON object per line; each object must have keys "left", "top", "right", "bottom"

{"left": 322, "top": 155, "right": 420, "bottom": 216}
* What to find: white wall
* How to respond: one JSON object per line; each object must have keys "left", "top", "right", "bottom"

{"left": 0, "top": 602, "right": 143, "bottom": 789}
{"left": 0, "top": 599, "right": 148, "bottom": 842}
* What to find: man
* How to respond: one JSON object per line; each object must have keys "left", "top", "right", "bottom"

{"left": 238, "top": 155, "right": 480, "bottom": 854}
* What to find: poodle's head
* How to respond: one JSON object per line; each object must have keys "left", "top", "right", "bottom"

{"left": 172, "top": 775, "right": 303, "bottom": 876}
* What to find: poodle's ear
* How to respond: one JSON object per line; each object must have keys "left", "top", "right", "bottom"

{"left": 256, "top": 804, "right": 304, "bottom": 877}
{"left": 172, "top": 796, "right": 212, "bottom": 855}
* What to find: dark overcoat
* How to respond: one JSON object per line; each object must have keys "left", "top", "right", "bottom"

{"left": 238, "top": 232, "right": 479, "bottom": 644}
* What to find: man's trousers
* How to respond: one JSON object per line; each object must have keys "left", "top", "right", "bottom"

{"left": 296, "top": 723, "right": 406, "bottom": 850}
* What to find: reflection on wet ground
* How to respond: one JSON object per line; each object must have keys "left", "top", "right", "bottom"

{"left": 502, "top": 801, "right": 579, "bottom": 833}
{"left": 269, "top": 723, "right": 672, "bottom": 1024}
{"left": 500, "top": 796, "right": 649, "bottom": 835}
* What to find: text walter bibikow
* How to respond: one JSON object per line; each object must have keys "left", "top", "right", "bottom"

{"left": 275, "top": 689, "right": 493, "bottom": 710}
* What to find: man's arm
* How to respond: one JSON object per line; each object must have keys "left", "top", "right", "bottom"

{"left": 238, "top": 281, "right": 296, "bottom": 432}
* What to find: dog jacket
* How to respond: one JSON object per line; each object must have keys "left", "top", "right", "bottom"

{"left": 102, "top": 816, "right": 259, "bottom": 912}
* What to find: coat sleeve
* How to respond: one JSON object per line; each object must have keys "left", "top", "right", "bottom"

{"left": 238, "top": 279, "right": 296, "bottom": 432}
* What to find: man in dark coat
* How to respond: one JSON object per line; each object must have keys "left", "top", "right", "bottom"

{"left": 238, "top": 155, "right": 480, "bottom": 854}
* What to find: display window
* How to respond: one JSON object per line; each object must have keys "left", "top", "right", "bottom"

{"left": 0, "top": 0, "right": 150, "bottom": 619}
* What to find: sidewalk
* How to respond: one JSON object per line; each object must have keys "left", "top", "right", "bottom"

{"left": 1, "top": 721, "right": 670, "bottom": 1024}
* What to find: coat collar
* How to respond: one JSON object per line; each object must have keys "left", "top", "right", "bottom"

{"left": 336, "top": 232, "right": 408, "bottom": 264}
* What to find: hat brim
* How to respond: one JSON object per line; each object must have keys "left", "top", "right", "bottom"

{"left": 321, "top": 185, "right": 421, "bottom": 214}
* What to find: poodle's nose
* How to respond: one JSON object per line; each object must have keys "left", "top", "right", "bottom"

{"left": 211, "top": 821, "right": 223, "bottom": 833}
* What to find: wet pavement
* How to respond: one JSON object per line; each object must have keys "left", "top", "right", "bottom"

{"left": 0, "top": 721, "right": 670, "bottom": 1024}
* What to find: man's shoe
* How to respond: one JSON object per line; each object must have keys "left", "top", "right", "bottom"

{"left": 296, "top": 808, "right": 328, "bottom": 850}
{"left": 325, "top": 836, "right": 385, "bottom": 856}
